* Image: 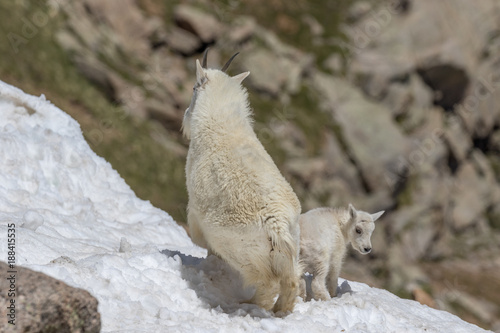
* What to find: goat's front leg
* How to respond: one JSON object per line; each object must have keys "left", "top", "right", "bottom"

{"left": 311, "top": 270, "right": 330, "bottom": 301}
{"left": 326, "top": 269, "right": 339, "bottom": 297}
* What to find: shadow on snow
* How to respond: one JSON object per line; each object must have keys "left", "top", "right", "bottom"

{"left": 161, "top": 249, "right": 354, "bottom": 318}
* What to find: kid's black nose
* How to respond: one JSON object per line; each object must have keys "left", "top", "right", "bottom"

{"left": 364, "top": 247, "right": 372, "bottom": 253}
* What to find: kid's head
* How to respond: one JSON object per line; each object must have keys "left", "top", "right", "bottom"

{"left": 347, "top": 204, "right": 384, "bottom": 255}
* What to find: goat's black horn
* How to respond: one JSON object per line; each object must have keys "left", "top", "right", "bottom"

{"left": 202, "top": 48, "right": 209, "bottom": 69}
{"left": 221, "top": 52, "right": 239, "bottom": 72}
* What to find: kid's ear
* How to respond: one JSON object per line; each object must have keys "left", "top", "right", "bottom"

{"left": 371, "top": 211, "right": 385, "bottom": 222}
{"left": 232, "top": 71, "right": 250, "bottom": 84}
{"left": 196, "top": 59, "right": 205, "bottom": 82}
{"left": 348, "top": 203, "right": 357, "bottom": 219}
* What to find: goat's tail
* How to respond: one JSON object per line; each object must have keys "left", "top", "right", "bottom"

{"left": 268, "top": 228, "right": 297, "bottom": 276}
{"left": 264, "top": 215, "right": 300, "bottom": 313}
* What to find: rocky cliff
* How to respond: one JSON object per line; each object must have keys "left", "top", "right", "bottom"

{"left": 1, "top": 0, "right": 499, "bottom": 330}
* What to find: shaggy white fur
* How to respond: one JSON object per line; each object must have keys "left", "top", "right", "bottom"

{"left": 183, "top": 54, "right": 301, "bottom": 313}
{"left": 299, "top": 204, "right": 384, "bottom": 300}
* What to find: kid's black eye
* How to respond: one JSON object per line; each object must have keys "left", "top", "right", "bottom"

{"left": 356, "top": 228, "right": 362, "bottom": 234}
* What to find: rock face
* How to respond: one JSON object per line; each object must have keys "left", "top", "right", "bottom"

{"left": 312, "top": 72, "right": 411, "bottom": 192}
{"left": 341, "top": 1, "right": 500, "bottom": 328}
{"left": 173, "top": 4, "right": 222, "bottom": 44}
{"left": 49, "top": 0, "right": 500, "bottom": 329}
{"left": 0, "top": 261, "right": 100, "bottom": 333}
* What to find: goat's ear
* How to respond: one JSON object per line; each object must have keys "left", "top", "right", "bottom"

{"left": 348, "top": 203, "right": 357, "bottom": 219}
{"left": 232, "top": 71, "right": 250, "bottom": 84}
{"left": 196, "top": 59, "right": 205, "bottom": 82}
{"left": 371, "top": 211, "right": 385, "bottom": 222}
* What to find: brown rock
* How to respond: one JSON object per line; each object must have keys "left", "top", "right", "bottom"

{"left": 83, "top": 0, "right": 155, "bottom": 59}
{"left": 347, "top": 1, "right": 373, "bottom": 22}
{"left": 165, "top": 26, "right": 202, "bottom": 55}
{"left": 227, "top": 17, "right": 256, "bottom": 45}
{"left": 311, "top": 72, "right": 411, "bottom": 192}
{"left": 321, "top": 132, "right": 363, "bottom": 194}
{"left": 347, "top": 0, "right": 500, "bottom": 113}
{"left": 286, "top": 157, "right": 326, "bottom": 185}
{"left": 242, "top": 49, "right": 288, "bottom": 96}
{"left": 491, "top": 130, "right": 500, "bottom": 153}
{"left": 0, "top": 261, "right": 100, "bottom": 333}
{"left": 444, "top": 115, "right": 473, "bottom": 163}
{"left": 73, "top": 55, "right": 119, "bottom": 103}
{"left": 302, "top": 14, "right": 324, "bottom": 37}
{"left": 450, "top": 160, "right": 491, "bottom": 230}
{"left": 173, "top": 4, "right": 223, "bottom": 43}
{"left": 383, "top": 82, "right": 413, "bottom": 117}
{"left": 456, "top": 56, "right": 500, "bottom": 138}
{"left": 323, "top": 54, "right": 343, "bottom": 73}
{"left": 348, "top": 51, "right": 414, "bottom": 100}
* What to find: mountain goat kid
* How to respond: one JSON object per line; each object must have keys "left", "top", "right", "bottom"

{"left": 182, "top": 51, "right": 301, "bottom": 313}
{"left": 299, "top": 204, "right": 384, "bottom": 301}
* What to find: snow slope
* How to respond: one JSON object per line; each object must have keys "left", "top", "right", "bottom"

{"left": 0, "top": 80, "right": 490, "bottom": 333}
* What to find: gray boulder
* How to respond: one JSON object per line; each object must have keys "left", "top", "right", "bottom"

{"left": 226, "top": 16, "right": 257, "bottom": 45}
{"left": 173, "top": 4, "right": 223, "bottom": 43}
{"left": 311, "top": 72, "right": 411, "bottom": 192}
{"left": 81, "top": 0, "right": 156, "bottom": 60}
{"left": 450, "top": 158, "right": 491, "bottom": 230}
{"left": 0, "top": 261, "right": 100, "bottom": 333}
{"left": 241, "top": 49, "right": 289, "bottom": 96}
{"left": 347, "top": 0, "right": 500, "bottom": 120}
{"left": 165, "top": 26, "right": 202, "bottom": 55}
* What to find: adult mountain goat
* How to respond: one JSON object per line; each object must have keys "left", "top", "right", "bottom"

{"left": 182, "top": 50, "right": 301, "bottom": 313}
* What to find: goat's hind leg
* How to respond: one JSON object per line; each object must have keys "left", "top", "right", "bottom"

{"left": 187, "top": 209, "right": 210, "bottom": 249}
{"left": 298, "top": 275, "right": 307, "bottom": 300}
{"left": 273, "top": 275, "right": 298, "bottom": 313}
{"left": 248, "top": 281, "right": 277, "bottom": 311}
